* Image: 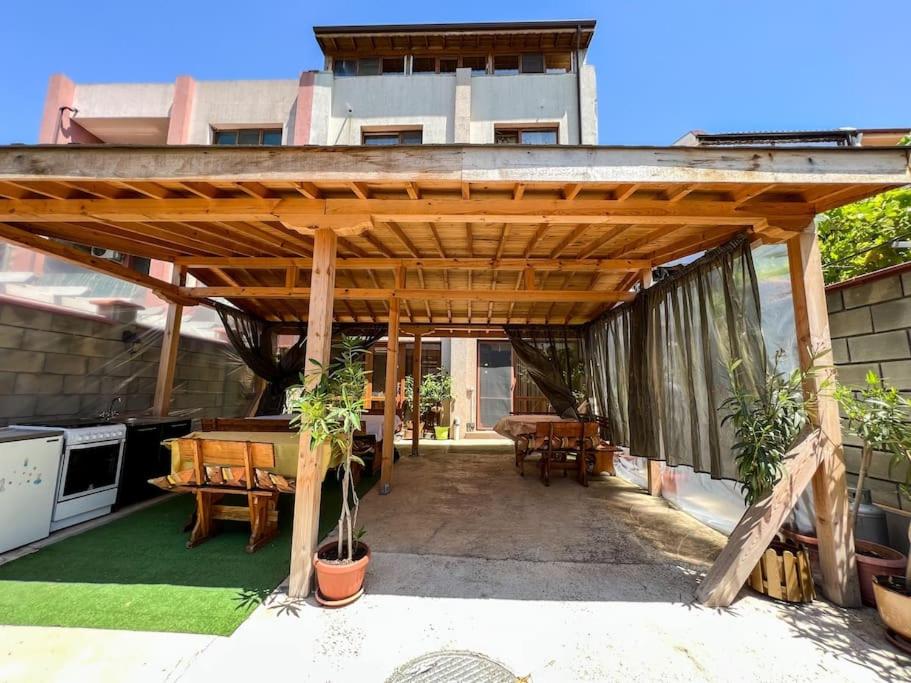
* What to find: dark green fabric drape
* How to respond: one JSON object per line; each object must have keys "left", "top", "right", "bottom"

{"left": 582, "top": 304, "right": 631, "bottom": 444}
{"left": 503, "top": 325, "right": 585, "bottom": 418}
{"left": 631, "top": 235, "right": 766, "bottom": 478}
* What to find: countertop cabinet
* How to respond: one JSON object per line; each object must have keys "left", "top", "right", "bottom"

{"left": 115, "top": 418, "right": 191, "bottom": 509}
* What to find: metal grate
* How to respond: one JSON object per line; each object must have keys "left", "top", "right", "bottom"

{"left": 386, "top": 650, "right": 517, "bottom": 683}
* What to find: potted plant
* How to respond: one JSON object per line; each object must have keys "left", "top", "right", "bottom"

{"left": 720, "top": 350, "right": 818, "bottom": 603}
{"left": 289, "top": 336, "right": 371, "bottom": 606}
{"left": 872, "top": 450, "right": 911, "bottom": 652}
{"left": 404, "top": 369, "right": 453, "bottom": 440}
{"left": 835, "top": 372, "right": 909, "bottom": 607}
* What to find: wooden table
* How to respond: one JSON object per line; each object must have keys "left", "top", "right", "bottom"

{"left": 492, "top": 414, "right": 572, "bottom": 440}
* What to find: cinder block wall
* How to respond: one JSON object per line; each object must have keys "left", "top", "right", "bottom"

{"left": 0, "top": 299, "right": 252, "bottom": 426}
{"left": 827, "top": 267, "right": 911, "bottom": 512}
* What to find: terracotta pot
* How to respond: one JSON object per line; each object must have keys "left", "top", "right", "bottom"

{"left": 855, "top": 539, "right": 907, "bottom": 607}
{"left": 873, "top": 576, "right": 911, "bottom": 642}
{"left": 313, "top": 541, "right": 371, "bottom": 603}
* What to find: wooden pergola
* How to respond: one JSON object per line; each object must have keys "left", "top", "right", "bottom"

{"left": 0, "top": 143, "right": 907, "bottom": 606}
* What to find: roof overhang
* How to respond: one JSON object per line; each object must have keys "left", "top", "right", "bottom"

{"left": 0, "top": 144, "right": 907, "bottom": 326}
{"left": 313, "top": 20, "right": 596, "bottom": 55}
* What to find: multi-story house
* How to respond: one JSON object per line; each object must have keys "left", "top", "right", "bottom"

{"left": 5, "top": 20, "right": 599, "bottom": 433}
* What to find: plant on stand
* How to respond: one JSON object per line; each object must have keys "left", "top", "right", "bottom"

{"left": 720, "top": 349, "right": 819, "bottom": 603}
{"left": 289, "top": 336, "right": 371, "bottom": 606}
{"left": 836, "top": 372, "right": 911, "bottom": 645}
{"left": 405, "top": 369, "right": 454, "bottom": 439}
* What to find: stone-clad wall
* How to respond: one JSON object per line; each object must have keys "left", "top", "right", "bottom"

{"left": 827, "top": 267, "right": 911, "bottom": 511}
{"left": 0, "top": 299, "right": 253, "bottom": 426}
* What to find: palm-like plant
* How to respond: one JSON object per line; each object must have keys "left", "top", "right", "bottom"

{"left": 289, "top": 336, "right": 368, "bottom": 562}
{"left": 835, "top": 372, "right": 911, "bottom": 540}
{"left": 721, "top": 349, "right": 818, "bottom": 505}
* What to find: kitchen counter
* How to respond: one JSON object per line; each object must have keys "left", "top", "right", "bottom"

{"left": 0, "top": 428, "right": 64, "bottom": 444}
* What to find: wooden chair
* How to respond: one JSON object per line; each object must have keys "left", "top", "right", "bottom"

{"left": 159, "top": 438, "right": 292, "bottom": 553}
{"left": 200, "top": 417, "right": 292, "bottom": 432}
{"left": 542, "top": 421, "right": 598, "bottom": 487}
{"left": 516, "top": 422, "right": 554, "bottom": 477}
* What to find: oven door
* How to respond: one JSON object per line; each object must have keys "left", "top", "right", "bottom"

{"left": 58, "top": 439, "right": 124, "bottom": 501}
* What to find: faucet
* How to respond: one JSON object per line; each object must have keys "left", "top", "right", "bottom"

{"left": 99, "top": 396, "right": 124, "bottom": 420}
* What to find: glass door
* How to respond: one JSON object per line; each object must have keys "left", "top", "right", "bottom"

{"left": 477, "top": 341, "right": 513, "bottom": 429}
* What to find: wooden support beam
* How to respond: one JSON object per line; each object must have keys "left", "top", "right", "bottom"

{"left": 152, "top": 265, "right": 186, "bottom": 416}
{"left": 411, "top": 334, "right": 422, "bottom": 457}
{"left": 175, "top": 256, "right": 652, "bottom": 272}
{"left": 647, "top": 460, "right": 662, "bottom": 497}
{"left": 0, "top": 222, "right": 189, "bottom": 304}
{"left": 697, "top": 429, "right": 831, "bottom": 607}
{"left": 786, "top": 221, "right": 860, "bottom": 607}
{"left": 380, "top": 296, "right": 401, "bottom": 495}
{"left": 180, "top": 286, "right": 637, "bottom": 303}
{"left": 289, "top": 228, "right": 338, "bottom": 599}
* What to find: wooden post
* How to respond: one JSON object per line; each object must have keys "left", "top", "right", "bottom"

{"left": 380, "top": 297, "right": 401, "bottom": 494}
{"left": 288, "top": 228, "right": 337, "bottom": 599}
{"left": 411, "top": 334, "right": 422, "bottom": 456}
{"left": 787, "top": 221, "right": 861, "bottom": 607}
{"left": 152, "top": 265, "right": 185, "bottom": 416}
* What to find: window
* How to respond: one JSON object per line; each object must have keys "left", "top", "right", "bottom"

{"left": 521, "top": 53, "right": 545, "bottom": 74}
{"left": 382, "top": 56, "right": 405, "bottom": 74}
{"left": 363, "top": 129, "right": 423, "bottom": 146}
{"left": 546, "top": 52, "right": 572, "bottom": 74}
{"left": 358, "top": 58, "right": 381, "bottom": 76}
{"left": 413, "top": 56, "right": 437, "bottom": 73}
{"left": 493, "top": 54, "right": 519, "bottom": 75}
{"left": 439, "top": 57, "right": 459, "bottom": 73}
{"left": 213, "top": 128, "right": 282, "bottom": 145}
{"left": 333, "top": 59, "right": 358, "bottom": 77}
{"left": 495, "top": 126, "right": 559, "bottom": 145}
{"left": 461, "top": 55, "right": 488, "bottom": 74}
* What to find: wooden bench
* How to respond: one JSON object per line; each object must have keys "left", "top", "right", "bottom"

{"left": 200, "top": 417, "right": 292, "bottom": 432}
{"left": 152, "top": 438, "right": 294, "bottom": 553}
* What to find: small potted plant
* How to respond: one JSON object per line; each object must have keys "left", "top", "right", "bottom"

{"left": 404, "top": 369, "right": 453, "bottom": 440}
{"left": 289, "top": 336, "right": 371, "bottom": 606}
{"left": 835, "top": 372, "right": 909, "bottom": 607}
{"left": 720, "top": 350, "right": 818, "bottom": 603}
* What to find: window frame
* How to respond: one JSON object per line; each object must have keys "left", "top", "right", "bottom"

{"left": 361, "top": 128, "right": 424, "bottom": 146}
{"left": 211, "top": 127, "right": 283, "bottom": 146}
{"left": 494, "top": 125, "right": 560, "bottom": 145}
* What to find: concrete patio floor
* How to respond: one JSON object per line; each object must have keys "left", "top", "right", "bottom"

{"left": 175, "top": 441, "right": 909, "bottom": 682}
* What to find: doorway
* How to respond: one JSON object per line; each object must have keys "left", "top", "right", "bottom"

{"left": 477, "top": 341, "right": 512, "bottom": 429}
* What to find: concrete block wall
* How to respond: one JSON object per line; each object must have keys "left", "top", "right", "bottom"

{"left": 827, "top": 267, "right": 911, "bottom": 511}
{"left": 0, "top": 299, "right": 252, "bottom": 426}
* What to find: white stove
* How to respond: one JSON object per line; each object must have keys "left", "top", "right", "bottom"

{"left": 17, "top": 419, "right": 127, "bottom": 530}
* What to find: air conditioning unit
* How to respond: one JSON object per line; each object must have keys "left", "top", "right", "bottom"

{"left": 90, "top": 247, "right": 125, "bottom": 262}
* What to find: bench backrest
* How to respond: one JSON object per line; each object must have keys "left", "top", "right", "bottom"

{"left": 200, "top": 417, "right": 292, "bottom": 432}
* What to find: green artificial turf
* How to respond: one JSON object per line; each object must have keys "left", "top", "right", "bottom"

{"left": 0, "top": 471, "right": 377, "bottom": 636}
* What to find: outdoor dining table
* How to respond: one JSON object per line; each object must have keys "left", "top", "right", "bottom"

{"left": 492, "top": 414, "right": 574, "bottom": 441}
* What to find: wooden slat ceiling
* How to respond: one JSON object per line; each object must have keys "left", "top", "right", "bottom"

{"left": 0, "top": 144, "right": 907, "bottom": 326}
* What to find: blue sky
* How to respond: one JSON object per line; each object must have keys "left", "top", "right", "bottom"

{"left": 1, "top": 0, "right": 908, "bottom": 145}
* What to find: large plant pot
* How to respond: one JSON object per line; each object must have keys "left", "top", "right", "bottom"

{"left": 434, "top": 426, "right": 449, "bottom": 440}
{"left": 856, "top": 539, "right": 907, "bottom": 607}
{"left": 313, "top": 541, "right": 371, "bottom": 605}
{"left": 873, "top": 576, "right": 911, "bottom": 653}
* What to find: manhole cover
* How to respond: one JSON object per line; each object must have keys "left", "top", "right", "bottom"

{"left": 386, "top": 650, "right": 517, "bottom": 683}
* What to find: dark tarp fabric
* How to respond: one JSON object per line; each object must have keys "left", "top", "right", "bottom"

{"left": 503, "top": 325, "right": 585, "bottom": 418}
{"left": 632, "top": 235, "right": 766, "bottom": 479}
{"left": 581, "top": 234, "right": 767, "bottom": 480}
{"left": 215, "top": 305, "right": 385, "bottom": 416}
{"left": 581, "top": 303, "right": 631, "bottom": 446}
{"left": 214, "top": 304, "right": 306, "bottom": 416}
